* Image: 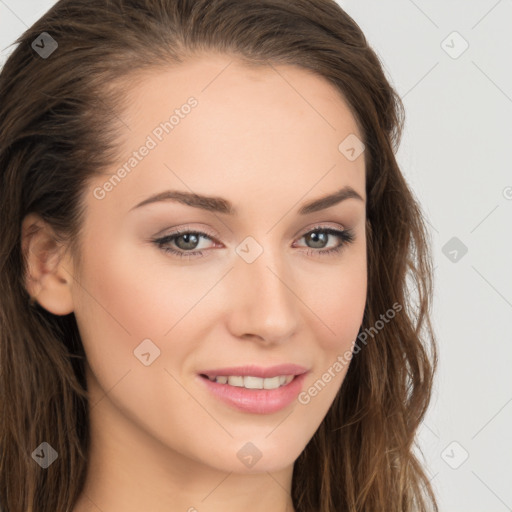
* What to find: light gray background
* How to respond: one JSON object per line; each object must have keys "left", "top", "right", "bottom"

{"left": 1, "top": 1, "right": 511, "bottom": 511}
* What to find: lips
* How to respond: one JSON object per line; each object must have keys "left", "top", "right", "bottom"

{"left": 197, "top": 364, "right": 310, "bottom": 414}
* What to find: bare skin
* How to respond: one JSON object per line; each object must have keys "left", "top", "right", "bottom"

{"left": 22, "top": 53, "right": 367, "bottom": 512}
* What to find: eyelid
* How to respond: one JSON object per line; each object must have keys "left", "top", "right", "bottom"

{"left": 296, "top": 221, "right": 346, "bottom": 237}
{"left": 155, "top": 224, "right": 220, "bottom": 240}
{"left": 155, "top": 222, "right": 347, "bottom": 245}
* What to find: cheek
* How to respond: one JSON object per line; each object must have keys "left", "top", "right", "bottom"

{"left": 296, "top": 265, "right": 367, "bottom": 420}
{"left": 326, "top": 272, "right": 366, "bottom": 344}
{"left": 70, "top": 243, "right": 170, "bottom": 382}
{"left": 74, "top": 238, "right": 210, "bottom": 338}
{"left": 311, "top": 250, "right": 367, "bottom": 352}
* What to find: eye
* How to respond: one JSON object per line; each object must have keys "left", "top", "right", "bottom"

{"left": 152, "top": 225, "right": 355, "bottom": 260}
{"left": 294, "top": 226, "right": 355, "bottom": 257}
{"left": 153, "top": 229, "right": 217, "bottom": 259}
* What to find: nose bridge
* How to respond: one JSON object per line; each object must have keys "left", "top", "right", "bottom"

{"left": 228, "top": 236, "right": 299, "bottom": 342}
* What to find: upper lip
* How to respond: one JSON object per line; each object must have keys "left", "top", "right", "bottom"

{"left": 198, "top": 364, "right": 309, "bottom": 379}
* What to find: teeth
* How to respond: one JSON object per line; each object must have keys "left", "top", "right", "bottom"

{"left": 264, "top": 376, "right": 281, "bottom": 389}
{"left": 228, "top": 376, "right": 244, "bottom": 387}
{"left": 208, "top": 375, "right": 295, "bottom": 389}
{"left": 243, "top": 376, "right": 263, "bottom": 389}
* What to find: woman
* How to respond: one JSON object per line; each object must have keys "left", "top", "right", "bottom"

{"left": 0, "top": 0, "right": 438, "bottom": 511}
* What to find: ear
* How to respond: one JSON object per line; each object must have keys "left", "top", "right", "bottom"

{"left": 21, "top": 213, "right": 75, "bottom": 315}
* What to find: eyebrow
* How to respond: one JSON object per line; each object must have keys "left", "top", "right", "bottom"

{"left": 130, "top": 185, "right": 364, "bottom": 215}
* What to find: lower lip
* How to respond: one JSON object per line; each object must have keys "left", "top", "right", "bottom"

{"left": 198, "top": 373, "right": 308, "bottom": 414}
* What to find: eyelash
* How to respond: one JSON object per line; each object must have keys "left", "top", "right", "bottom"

{"left": 152, "top": 225, "right": 355, "bottom": 260}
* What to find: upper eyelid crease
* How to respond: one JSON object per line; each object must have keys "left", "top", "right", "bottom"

{"left": 130, "top": 186, "right": 365, "bottom": 215}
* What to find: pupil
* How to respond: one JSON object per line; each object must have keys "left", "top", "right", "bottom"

{"left": 178, "top": 233, "right": 199, "bottom": 250}
{"left": 307, "top": 231, "right": 327, "bottom": 248}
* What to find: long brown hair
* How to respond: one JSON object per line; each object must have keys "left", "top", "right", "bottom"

{"left": 0, "top": 1, "right": 438, "bottom": 510}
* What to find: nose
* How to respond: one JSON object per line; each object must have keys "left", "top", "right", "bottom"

{"left": 226, "top": 244, "right": 300, "bottom": 345}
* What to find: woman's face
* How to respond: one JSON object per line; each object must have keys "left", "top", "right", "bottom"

{"left": 68, "top": 54, "right": 367, "bottom": 475}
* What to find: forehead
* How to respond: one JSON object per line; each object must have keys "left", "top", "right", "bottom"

{"left": 121, "top": 53, "right": 363, "bottom": 140}
{"left": 88, "top": 54, "right": 366, "bottom": 217}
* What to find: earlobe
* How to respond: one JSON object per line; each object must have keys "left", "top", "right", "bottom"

{"left": 21, "top": 213, "right": 75, "bottom": 316}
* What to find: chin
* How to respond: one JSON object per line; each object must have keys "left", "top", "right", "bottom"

{"left": 203, "top": 435, "right": 308, "bottom": 475}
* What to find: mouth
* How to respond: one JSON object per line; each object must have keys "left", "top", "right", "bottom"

{"left": 196, "top": 364, "right": 309, "bottom": 414}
